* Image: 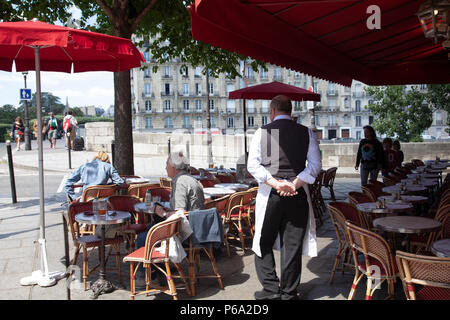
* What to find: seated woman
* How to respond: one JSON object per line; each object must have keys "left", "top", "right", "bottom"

{"left": 63, "top": 151, "right": 124, "bottom": 202}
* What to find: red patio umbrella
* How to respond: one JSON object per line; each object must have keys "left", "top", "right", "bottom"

{"left": 190, "top": 0, "right": 450, "bottom": 86}
{"left": 0, "top": 20, "right": 144, "bottom": 288}
{"left": 228, "top": 81, "right": 321, "bottom": 163}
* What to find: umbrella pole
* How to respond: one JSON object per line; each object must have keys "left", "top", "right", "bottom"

{"left": 243, "top": 99, "right": 248, "bottom": 167}
{"left": 20, "top": 46, "right": 66, "bottom": 288}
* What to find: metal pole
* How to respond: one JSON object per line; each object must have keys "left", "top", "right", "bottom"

{"left": 243, "top": 99, "right": 248, "bottom": 167}
{"left": 67, "top": 135, "right": 72, "bottom": 169}
{"left": 168, "top": 138, "right": 171, "bottom": 155}
{"left": 206, "top": 69, "right": 213, "bottom": 168}
{"left": 111, "top": 140, "right": 115, "bottom": 167}
{"left": 34, "top": 46, "right": 45, "bottom": 241}
{"left": 62, "top": 213, "right": 71, "bottom": 300}
{"left": 23, "top": 72, "right": 31, "bottom": 151}
{"left": 6, "top": 141, "right": 17, "bottom": 203}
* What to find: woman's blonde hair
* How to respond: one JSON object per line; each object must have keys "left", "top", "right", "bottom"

{"left": 93, "top": 151, "right": 110, "bottom": 163}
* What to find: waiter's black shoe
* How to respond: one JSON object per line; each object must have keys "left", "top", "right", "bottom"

{"left": 254, "top": 290, "right": 281, "bottom": 300}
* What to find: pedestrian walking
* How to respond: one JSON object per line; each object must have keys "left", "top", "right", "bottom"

{"left": 45, "top": 112, "right": 58, "bottom": 149}
{"left": 355, "top": 125, "right": 384, "bottom": 185}
{"left": 63, "top": 110, "right": 78, "bottom": 149}
{"left": 10, "top": 116, "right": 24, "bottom": 151}
{"left": 247, "top": 95, "right": 322, "bottom": 300}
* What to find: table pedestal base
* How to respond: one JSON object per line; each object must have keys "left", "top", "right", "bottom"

{"left": 90, "top": 278, "right": 118, "bottom": 299}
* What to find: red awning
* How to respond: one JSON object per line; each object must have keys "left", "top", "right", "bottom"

{"left": 228, "top": 81, "right": 321, "bottom": 101}
{"left": 190, "top": 0, "right": 450, "bottom": 86}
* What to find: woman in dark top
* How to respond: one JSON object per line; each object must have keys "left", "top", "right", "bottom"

{"left": 355, "top": 125, "right": 385, "bottom": 186}
{"left": 10, "top": 117, "right": 24, "bottom": 151}
{"left": 393, "top": 140, "right": 404, "bottom": 164}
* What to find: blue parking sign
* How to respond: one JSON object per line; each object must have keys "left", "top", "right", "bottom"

{"left": 20, "top": 88, "right": 32, "bottom": 100}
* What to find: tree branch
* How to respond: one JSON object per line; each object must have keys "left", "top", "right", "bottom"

{"left": 131, "top": 0, "right": 159, "bottom": 32}
{"left": 95, "top": 0, "right": 115, "bottom": 21}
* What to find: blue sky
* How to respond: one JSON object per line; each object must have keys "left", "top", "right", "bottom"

{"left": 0, "top": 6, "right": 115, "bottom": 110}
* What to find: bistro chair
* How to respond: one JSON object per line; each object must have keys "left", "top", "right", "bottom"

{"left": 403, "top": 162, "right": 417, "bottom": 170}
{"left": 189, "top": 167, "right": 200, "bottom": 175}
{"left": 107, "top": 195, "right": 144, "bottom": 252}
{"left": 322, "top": 167, "right": 338, "bottom": 201}
{"left": 127, "top": 183, "right": 170, "bottom": 202}
{"left": 348, "top": 191, "right": 372, "bottom": 207}
{"left": 310, "top": 169, "right": 326, "bottom": 225}
{"left": 362, "top": 184, "right": 389, "bottom": 202}
{"left": 205, "top": 195, "right": 231, "bottom": 256}
{"left": 346, "top": 221, "right": 398, "bottom": 300}
{"left": 327, "top": 202, "right": 359, "bottom": 284}
{"left": 395, "top": 250, "right": 450, "bottom": 300}
{"left": 123, "top": 217, "right": 191, "bottom": 300}
{"left": 67, "top": 201, "right": 124, "bottom": 291}
{"left": 216, "top": 173, "right": 235, "bottom": 183}
{"left": 368, "top": 179, "right": 386, "bottom": 191}
{"left": 80, "top": 184, "right": 118, "bottom": 203}
{"left": 160, "top": 177, "right": 172, "bottom": 188}
{"left": 382, "top": 176, "right": 397, "bottom": 187}
{"left": 222, "top": 190, "right": 254, "bottom": 252}
{"left": 184, "top": 208, "right": 225, "bottom": 296}
{"left": 411, "top": 159, "right": 425, "bottom": 167}
{"left": 199, "top": 176, "right": 221, "bottom": 188}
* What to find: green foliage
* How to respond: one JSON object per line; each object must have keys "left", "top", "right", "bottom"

{"left": 0, "top": 0, "right": 72, "bottom": 23}
{"left": 18, "top": 92, "right": 66, "bottom": 116}
{"left": 0, "top": 104, "right": 20, "bottom": 124}
{"left": 365, "top": 85, "right": 434, "bottom": 142}
{"left": 0, "top": 123, "right": 12, "bottom": 143}
{"left": 425, "top": 84, "right": 450, "bottom": 133}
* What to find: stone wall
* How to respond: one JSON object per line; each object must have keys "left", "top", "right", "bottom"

{"left": 85, "top": 122, "right": 450, "bottom": 169}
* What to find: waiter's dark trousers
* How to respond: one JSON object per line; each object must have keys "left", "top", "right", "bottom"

{"left": 255, "top": 187, "right": 309, "bottom": 299}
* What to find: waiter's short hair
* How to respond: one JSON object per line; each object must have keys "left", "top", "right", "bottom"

{"left": 270, "top": 95, "right": 292, "bottom": 114}
{"left": 168, "top": 150, "right": 190, "bottom": 171}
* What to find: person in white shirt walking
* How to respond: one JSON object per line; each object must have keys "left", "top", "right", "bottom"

{"left": 247, "top": 95, "right": 322, "bottom": 300}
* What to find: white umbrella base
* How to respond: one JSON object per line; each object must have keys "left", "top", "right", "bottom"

{"left": 20, "top": 270, "right": 66, "bottom": 287}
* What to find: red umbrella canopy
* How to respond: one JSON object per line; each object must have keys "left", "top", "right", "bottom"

{"left": 228, "top": 81, "right": 321, "bottom": 101}
{"left": 0, "top": 20, "right": 144, "bottom": 73}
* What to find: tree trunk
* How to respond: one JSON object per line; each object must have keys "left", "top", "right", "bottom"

{"left": 113, "top": 70, "right": 134, "bottom": 175}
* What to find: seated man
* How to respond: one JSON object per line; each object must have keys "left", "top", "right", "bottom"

{"left": 136, "top": 150, "right": 205, "bottom": 248}
{"left": 63, "top": 151, "right": 124, "bottom": 202}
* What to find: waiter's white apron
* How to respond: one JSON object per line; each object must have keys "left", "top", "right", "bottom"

{"left": 252, "top": 183, "right": 318, "bottom": 258}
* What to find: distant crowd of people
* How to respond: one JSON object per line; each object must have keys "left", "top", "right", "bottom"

{"left": 10, "top": 110, "right": 78, "bottom": 151}
{"left": 355, "top": 125, "right": 404, "bottom": 186}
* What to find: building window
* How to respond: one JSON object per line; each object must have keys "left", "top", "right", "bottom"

{"left": 262, "top": 116, "right": 268, "bottom": 126}
{"left": 341, "top": 128, "right": 349, "bottom": 138}
{"left": 194, "top": 66, "right": 202, "bottom": 78}
{"left": 182, "top": 83, "right": 189, "bottom": 96}
{"left": 144, "top": 68, "right": 151, "bottom": 78}
{"left": 356, "top": 130, "right": 362, "bottom": 140}
{"left": 226, "top": 84, "right": 235, "bottom": 95}
{"left": 164, "top": 100, "right": 172, "bottom": 112}
{"left": 195, "top": 83, "right": 202, "bottom": 95}
{"left": 248, "top": 116, "right": 254, "bottom": 127}
{"left": 144, "top": 83, "right": 151, "bottom": 97}
{"left": 247, "top": 100, "right": 255, "bottom": 113}
{"left": 355, "top": 100, "right": 361, "bottom": 112}
{"left": 195, "top": 100, "right": 202, "bottom": 111}
{"left": 294, "top": 101, "right": 301, "bottom": 111}
{"left": 163, "top": 66, "right": 171, "bottom": 77}
{"left": 164, "top": 83, "right": 171, "bottom": 95}
{"left": 246, "top": 66, "right": 254, "bottom": 79}
{"left": 145, "top": 100, "right": 152, "bottom": 112}
{"left": 210, "top": 116, "right": 215, "bottom": 127}
{"left": 328, "top": 115, "right": 336, "bottom": 126}
{"left": 145, "top": 117, "right": 152, "bottom": 129}
{"left": 209, "top": 100, "right": 214, "bottom": 111}
{"left": 195, "top": 116, "right": 202, "bottom": 128}
{"left": 436, "top": 111, "right": 442, "bottom": 125}
{"left": 369, "top": 115, "right": 374, "bottom": 124}
{"left": 227, "top": 100, "right": 235, "bottom": 112}
{"left": 314, "top": 115, "right": 319, "bottom": 126}
{"left": 260, "top": 67, "right": 268, "bottom": 79}
{"left": 209, "top": 82, "right": 214, "bottom": 95}
{"left": 343, "top": 114, "right": 349, "bottom": 124}
{"left": 356, "top": 115, "right": 362, "bottom": 127}
{"left": 164, "top": 117, "right": 173, "bottom": 128}
{"left": 181, "top": 66, "right": 188, "bottom": 77}
{"left": 227, "top": 117, "right": 234, "bottom": 128}
{"left": 183, "top": 100, "right": 190, "bottom": 112}
{"left": 183, "top": 116, "right": 190, "bottom": 128}
{"left": 274, "top": 67, "right": 281, "bottom": 79}
{"left": 143, "top": 51, "right": 150, "bottom": 62}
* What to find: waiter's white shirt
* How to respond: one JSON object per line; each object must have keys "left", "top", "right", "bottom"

{"left": 247, "top": 115, "right": 322, "bottom": 257}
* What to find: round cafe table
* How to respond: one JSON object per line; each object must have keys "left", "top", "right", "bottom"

{"left": 356, "top": 202, "right": 414, "bottom": 215}
{"left": 382, "top": 185, "right": 427, "bottom": 195}
{"left": 203, "top": 187, "right": 236, "bottom": 199}
{"left": 214, "top": 183, "right": 249, "bottom": 191}
{"left": 430, "top": 239, "right": 450, "bottom": 258}
{"left": 75, "top": 210, "right": 131, "bottom": 299}
{"left": 373, "top": 216, "right": 441, "bottom": 252}
{"left": 407, "top": 173, "right": 440, "bottom": 180}
{"left": 377, "top": 195, "right": 428, "bottom": 206}
{"left": 400, "top": 179, "right": 438, "bottom": 188}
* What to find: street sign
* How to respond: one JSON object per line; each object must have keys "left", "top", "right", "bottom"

{"left": 20, "top": 88, "right": 32, "bottom": 100}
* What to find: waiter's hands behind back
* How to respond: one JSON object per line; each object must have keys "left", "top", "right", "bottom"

{"left": 266, "top": 177, "right": 305, "bottom": 197}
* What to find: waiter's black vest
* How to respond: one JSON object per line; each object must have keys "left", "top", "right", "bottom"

{"left": 261, "top": 119, "right": 309, "bottom": 180}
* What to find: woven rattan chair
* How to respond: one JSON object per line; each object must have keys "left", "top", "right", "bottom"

{"left": 107, "top": 195, "right": 144, "bottom": 252}
{"left": 346, "top": 221, "right": 398, "bottom": 300}
{"left": 127, "top": 183, "right": 171, "bottom": 202}
{"left": 80, "top": 184, "right": 117, "bottom": 203}
{"left": 185, "top": 209, "right": 224, "bottom": 296}
{"left": 205, "top": 195, "right": 231, "bottom": 256}
{"left": 362, "top": 184, "right": 389, "bottom": 202}
{"left": 411, "top": 159, "right": 425, "bottom": 167}
{"left": 67, "top": 201, "right": 124, "bottom": 290}
{"left": 348, "top": 192, "right": 372, "bottom": 229}
{"left": 199, "top": 176, "right": 221, "bottom": 188}
{"left": 327, "top": 202, "right": 359, "bottom": 284}
{"left": 310, "top": 169, "right": 326, "bottom": 225}
{"left": 322, "top": 167, "right": 338, "bottom": 201}
{"left": 395, "top": 250, "right": 450, "bottom": 300}
{"left": 160, "top": 177, "right": 172, "bottom": 188}
{"left": 382, "top": 176, "right": 397, "bottom": 187}
{"left": 216, "top": 173, "right": 235, "bottom": 183}
{"left": 123, "top": 217, "right": 191, "bottom": 300}
{"left": 403, "top": 162, "right": 417, "bottom": 170}
{"left": 189, "top": 167, "right": 200, "bottom": 175}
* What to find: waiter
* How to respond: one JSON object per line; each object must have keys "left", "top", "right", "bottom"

{"left": 247, "top": 95, "right": 321, "bottom": 300}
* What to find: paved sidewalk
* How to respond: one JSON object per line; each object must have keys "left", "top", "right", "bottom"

{"left": 0, "top": 143, "right": 404, "bottom": 300}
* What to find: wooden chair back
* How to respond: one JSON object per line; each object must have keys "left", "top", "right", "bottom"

{"left": 411, "top": 159, "right": 425, "bottom": 167}
{"left": 204, "top": 195, "right": 230, "bottom": 215}
{"left": 328, "top": 201, "right": 365, "bottom": 228}
{"left": 143, "top": 217, "right": 181, "bottom": 262}
{"left": 67, "top": 201, "right": 93, "bottom": 241}
{"left": 127, "top": 183, "right": 169, "bottom": 201}
{"left": 383, "top": 176, "right": 397, "bottom": 186}
{"left": 361, "top": 184, "right": 379, "bottom": 202}
{"left": 216, "top": 173, "right": 235, "bottom": 183}
{"left": 346, "top": 221, "right": 397, "bottom": 278}
{"left": 322, "top": 167, "right": 337, "bottom": 188}
{"left": 395, "top": 250, "right": 450, "bottom": 300}
{"left": 190, "top": 167, "right": 200, "bottom": 175}
{"left": 348, "top": 191, "right": 372, "bottom": 207}
{"left": 224, "top": 191, "right": 246, "bottom": 220}
{"left": 160, "top": 177, "right": 172, "bottom": 188}
{"left": 106, "top": 195, "right": 142, "bottom": 223}
{"left": 80, "top": 184, "right": 117, "bottom": 203}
